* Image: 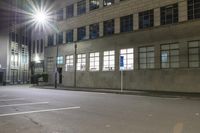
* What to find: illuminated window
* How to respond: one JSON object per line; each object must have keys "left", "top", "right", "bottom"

{"left": 139, "top": 46, "right": 155, "bottom": 69}
{"left": 57, "top": 56, "right": 64, "bottom": 65}
{"left": 103, "top": 50, "right": 115, "bottom": 71}
{"left": 188, "top": 41, "right": 200, "bottom": 67}
{"left": 90, "top": 0, "right": 99, "bottom": 10}
{"left": 104, "top": 0, "right": 114, "bottom": 6}
{"left": 77, "top": 54, "right": 86, "bottom": 71}
{"left": 65, "top": 55, "right": 74, "bottom": 71}
{"left": 120, "top": 48, "right": 134, "bottom": 70}
{"left": 89, "top": 52, "right": 99, "bottom": 71}
{"left": 161, "top": 43, "right": 179, "bottom": 68}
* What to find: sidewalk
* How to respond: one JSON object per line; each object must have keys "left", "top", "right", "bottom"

{"left": 31, "top": 85, "right": 200, "bottom": 99}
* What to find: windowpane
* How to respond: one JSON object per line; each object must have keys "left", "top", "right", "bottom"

{"left": 90, "top": 0, "right": 99, "bottom": 10}
{"left": 90, "top": 23, "right": 99, "bottom": 39}
{"left": 120, "top": 15, "right": 133, "bottom": 33}
{"left": 77, "top": 0, "right": 86, "bottom": 15}
{"left": 161, "top": 43, "right": 179, "bottom": 68}
{"left": 103, "top": 50, "right": 115, "bottom": 71}
{"left": 120, "top": 48, "right": 134, "bottom": 70}
{"left": 104, "top": 19, "right": 114, "bottom": 36}
{"left": 139, "top": 9, "right": 154, "bottom": 29}
{"left": 188, "top": 41, "right": 200, "bottom": 67}
{"left": 139, "top": 46, "right": 155, "bottom": 69}
{"left": 90, "top": 52, "right": 100, "bottom": 71}
{"left": 77, "top": 54, "right": 86, "bottom": 71}
{"left": 78, "top": 26, "right": 86, "bottom": 41}
{"left": 104, "top": 0, "right": 114, "bottom": 6}
{"left": 65, "top": 55, "right": 74, "bottom": 71}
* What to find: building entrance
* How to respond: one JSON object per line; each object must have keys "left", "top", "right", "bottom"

{"left": 0, "top": 72, "right": 3, "bottom": 85}
{"left": 11, "top": 69, "right": 18, "bottom": 84}
{"left": 57, "top": 68, "right": 62, "bottom": 84}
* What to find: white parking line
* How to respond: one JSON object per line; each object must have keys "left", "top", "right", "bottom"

{"left": 0, "top": 98, "right": 25, "bottom": 102}
{"left": 0, "top": 106, "right": 80, "bottom": 117}
{"left": 0, "top": 102, "right": 49, "bottom": 108}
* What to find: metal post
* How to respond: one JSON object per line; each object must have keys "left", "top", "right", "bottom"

{"left": 121, "top": 70, "right": 123, "bottom": 92}
{"left": 55, "top": 43, "right": 58, "bottom": 88}
{"left": 74, "top": 42, "right": 77, "bottom": 88}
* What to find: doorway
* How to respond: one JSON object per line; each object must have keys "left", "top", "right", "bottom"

{"left": 57, "top": 68, "right": 62, "bottom": 84}
{"left": 0, "top": 72, "right": 3, "bottom": 85}
{"left": 11, "top": 69, "right": 18, "bottom": 84}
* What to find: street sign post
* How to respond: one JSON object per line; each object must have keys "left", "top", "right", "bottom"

{"left": 120, "top": 56, "right": 124, "bottom": 92}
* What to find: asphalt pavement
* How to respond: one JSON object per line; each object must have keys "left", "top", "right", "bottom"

{"left": 0, "top": 85, "right": 200, "bottom": 133}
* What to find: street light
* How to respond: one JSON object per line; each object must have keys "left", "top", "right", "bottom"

{"left": 31, "top": 9, "right": 59, "bottom": 88}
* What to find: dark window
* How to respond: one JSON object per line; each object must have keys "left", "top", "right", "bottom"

{"left": 16, "top": 34, "right": 19, "bottom": 43}
{"left": 22, "top": 36, "right": 25, "bottom": 45}
{"left": 40, "top": 39, "right": 43, "bottom": 53}
{"left": 37, "top": 40, "right": 39, "bottom": 53}
{"left": 77, "top": 27, "right": 86, "bottom": 41}
{"left": 57, "top": 9, "right": 64, "bottom": 21}
{"left": 139, "top": 9, "right": 154, "bottom": 29}
{"left": 120, "top": 15, "right": 133, "bottom": 32}
{"left": 33, "top": 40, "right": 35, "bottom": 53}
{"left": 11, "top": 32, "right": 15, "bottom": 42}
{"left": 77, "top": 0, "right": 86, "bottom": 15}
{"left": 188, "top": 0, "right": 200, "bottom": 20}
{"left": 56, "top": 32, "right": 63, "bottom": 44}
{"left": 48, "top": 35, "right": 54, "bottom": 46}
{"left": 104, "top": 0, "right": 114, "bottom": 6}
{"left": 66, "top": 30, "right": 73, "bottom": 43}
{"left": 90, "top": 23, "right": 99, "bottom": 39}
{"left": 160, "top": 4, "right": 178, "bottom": 25}
{"left": 104, "top": 19, "right": 114, "bottom": 36}
{"left": 90, "top": 0, "right": 99, "bottom": 10}
{"left": 66, "top": 4, "right": 74, "bottom": 19}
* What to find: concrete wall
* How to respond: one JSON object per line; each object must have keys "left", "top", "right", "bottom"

{"left": 45, "top": 20, "right": 200, "bottom": 93}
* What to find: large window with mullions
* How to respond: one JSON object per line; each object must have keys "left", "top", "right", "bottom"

{"left": 139, "top": 9, "right": 154, "bottom": 29}
{"left": 188, "top": 0, "right": 200, "bottom": 20}
{"left": 120, "top": 15, "right": 133, "bottom": 33}
{"left": 161, "top": 43, "right": 179, "bottom": 68}
{"left": 160, "top": 4, "right": 178, "bottom": 25}
{"left": 90, "top": 0, "right": 99, "bottom": 10}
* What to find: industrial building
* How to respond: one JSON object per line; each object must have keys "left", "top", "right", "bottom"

{"left": 31, "top": 0, "right": 200, "bottom": 92}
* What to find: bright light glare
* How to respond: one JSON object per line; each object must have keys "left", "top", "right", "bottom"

{"left": 33, "top": 10, "right": 48, "bottom": 24}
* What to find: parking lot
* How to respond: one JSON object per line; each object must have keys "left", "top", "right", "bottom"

{"left": 0, "top": 85, "right": 200, "bottom": 133}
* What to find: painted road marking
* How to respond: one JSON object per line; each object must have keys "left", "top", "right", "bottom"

{"left": 0, "top": 102, "right": 49, "bottom": 108}
{"left": 0, "top": 106, "right": 80, "bottom": 117}
{"left": 0, "top": 98, "right": 25, "bottom": 102}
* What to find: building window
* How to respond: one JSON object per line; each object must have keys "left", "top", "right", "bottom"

{"left": 139, "top": 46, "right": 155, "bottom": 69}
{"left": 160, "top": 4, "right": 178, "bottom": 25}
{"left": 104, "top": 19, "right": 114, "bottom": 36}
{"left": 139, "top": 9, "right": 154, "bottom": 29}
{"left": 40, "top": 39, "right": 43, "bottom": 53}
{"left": 90, "top": 23, "right": 99, "bottom": 39}
{"left": 33, "top": 40, "right": 35, "bottom": 53}
{"left": 47, "top": 57, "right": 54, "bottom": 72}
{"left": 188, "top": 41, "right": 200, "bottom": 67}
{"left": 89, "top": 52, "right": 99, "bottom": 71}
{"left": 37, "top": 40, "right": 39, "bottom": 53}
{"left": 103, "top": 50, "right": 115, "bottom": 71}
{"left": 57, "top": 9, "right": 64, "bottom": 21}
{"left": 66, "top": 4, "right": 74, "bottom": 19}
{"left": 90, "top": 0, "right": 99, "bottom": 10}
{"left": 120, "top": 48, "right": 134, "bottom": 70}
{"left": 188, "top": 0, "right": 200, "bottom": 20}
{"left": 56, "top": 32, "right": 63, "bottom": 44}
{"left": 48, "top": 35, "right": 54, "bottom": 46}
{"left": 77, "top": 54, "right": 86, "bottom": 71}
{"left": 77, "top": 26, "right": 86, "bottom": 41}
{"left": 104, "top": 0, "right": 114, "bottom": 6}
{"left": 77, "top": 0, "right": 86, "bottom": 15}
{"left": 57, "top": 56, "right": 64, "bottom": 65}
{"left": 161, "top": 43, "right": 179, "bottom": 68}
{"left": 65, "top": 55, "right": 74, "bottom": 71}
{"left": 66, "top": 30, "right": 73, "bottom": 43}
{"left": 120, "top": 15, "right": 133, "bottom": 33}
